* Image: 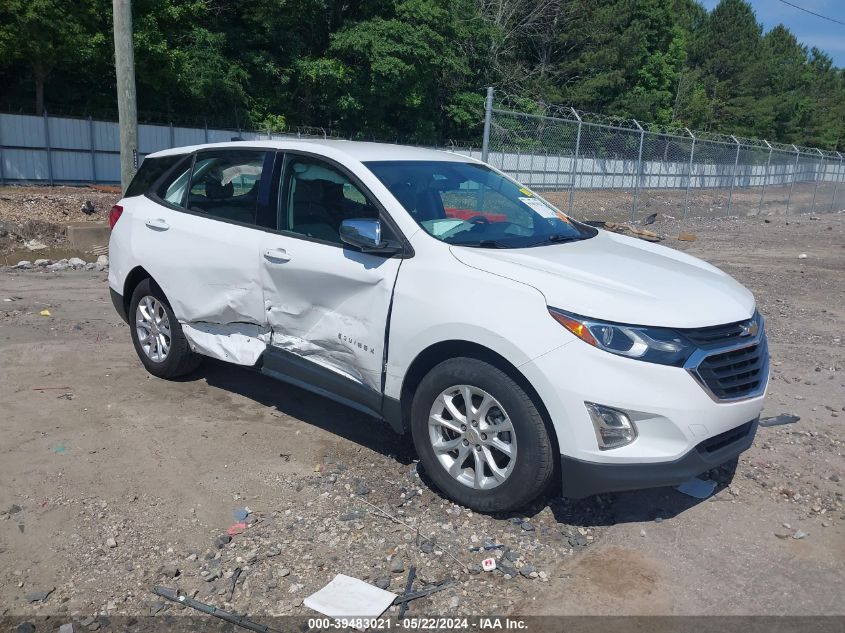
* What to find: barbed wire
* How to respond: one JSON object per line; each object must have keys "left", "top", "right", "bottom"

{"left": 490, "top": 89, "right": 839, "bottom": 155}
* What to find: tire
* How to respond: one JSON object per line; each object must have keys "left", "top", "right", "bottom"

{"left": 129, "top": 278, "right": 202, "bottom": 379}
{"left": 411, "top": 357, "right": 554, "bottom": 512}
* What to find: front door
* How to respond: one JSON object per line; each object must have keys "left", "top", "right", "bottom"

{"left": 259, "top": 154, "right": 403, "bottom": 414}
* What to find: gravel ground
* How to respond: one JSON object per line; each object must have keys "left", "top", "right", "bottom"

{"left": 0, "top": 209, "right": 843, "bottom": 625}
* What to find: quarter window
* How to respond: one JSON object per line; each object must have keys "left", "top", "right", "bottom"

{"left": 125, "top": 154, "right": 183, "bottom": 198}
{"left": 281, "top": 157, "right": 379, "bottom": 244}
{"left": 155, "top": 155, "right": 192, "bottom": 207}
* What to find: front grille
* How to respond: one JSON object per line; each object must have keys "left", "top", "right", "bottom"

{"left": 681, "top": 313, "right": 759, "bottom": 348}
{"left": 693, "top": 337, "right": 768, "bottom": 400}
{"left": 697, "top": 420, "right": 755, "bottom": 455}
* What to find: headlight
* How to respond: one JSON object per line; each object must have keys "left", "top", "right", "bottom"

{"left": 548, "top": 308, "right": 694, "bottom": 366}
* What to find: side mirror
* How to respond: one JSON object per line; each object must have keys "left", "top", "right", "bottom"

{"left": 340, "top": 219, "right": 401, "bottom": 255}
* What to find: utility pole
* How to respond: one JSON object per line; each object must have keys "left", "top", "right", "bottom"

{"left": 113, "top": 0, "right": 138, "bottom": 192}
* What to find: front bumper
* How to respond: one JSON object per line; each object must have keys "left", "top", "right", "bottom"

{"left": 560, "top": 417, "right": 758, "bottom": 498}
{"left": 519, "top": 327, "right": 768, "bottom": 498}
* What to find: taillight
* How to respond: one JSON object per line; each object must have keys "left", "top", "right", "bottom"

{"left": 108, "top": 204, "right": 123, "bottom": 229}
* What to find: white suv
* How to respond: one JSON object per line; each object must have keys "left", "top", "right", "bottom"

{"left": 108, "top": 140, "right": 768, "bottom": 511}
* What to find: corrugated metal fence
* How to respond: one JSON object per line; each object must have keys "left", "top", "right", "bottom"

{"left": 0, "top": 112, "right": 282, "bottom": 185}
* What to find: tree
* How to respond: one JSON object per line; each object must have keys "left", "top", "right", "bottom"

{"left": 0, "top": 0, "right": 103, "bottom": 113}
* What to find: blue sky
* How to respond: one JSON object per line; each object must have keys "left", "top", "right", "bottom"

{"left": 701, "top": 0, "right": 845, "bottom": 66}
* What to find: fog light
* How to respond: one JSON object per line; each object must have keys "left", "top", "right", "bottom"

{"left": 585, "top": 402, "right": 638, "bottom": 450}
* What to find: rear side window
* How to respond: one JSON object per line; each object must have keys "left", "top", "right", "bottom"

{"left": 124, "top": 154, "right": 184, "bottom": 197}
{"left": 187, "top": 150, "right": 267, "bottom": 225}
{"left": 155, "top": 155, "right": 193, "bottom": 207}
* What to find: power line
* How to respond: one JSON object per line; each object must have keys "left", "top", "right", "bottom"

{"left": 777, "top": 0, "right": 845, "bottom": 27}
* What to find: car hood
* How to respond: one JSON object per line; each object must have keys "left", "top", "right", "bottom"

{"left": 450, "top": 230, "right": 755, "bottom": 328}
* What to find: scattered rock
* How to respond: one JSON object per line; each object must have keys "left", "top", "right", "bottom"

{"left": 25, "top": 588, "right": 54, "bottom": 603}
{"left": 568, "top": 533, "right": 588, "bottom": 548}
{"left": 16, "top": 622, "right": 35, "bottom": 633}
{"left": 389, "top": 556, "right": 405, "bottom": 573}
{"left": 374, "top": 576, "right": 391, "bottom": 590}
{"left": 68, "top": 257, "right": 86, "bottom": 269}
{"left": 105, "top": 537, "right": 117, "bottom": 549}
{"left": 159, "top": 563, "right": 180, "bottom": 578}
{"left": 792, "top": 529, "right": 807, "bottom": 540}
{"left": 520, "top": 521, "right": 534, "bottom": 532}
{"left": 355, "top": 482, "right": 371, "bottom": 496}
{"left": 96, "top": 255, "right": 109, "bottom": 270}
{"left": 340, "top": 510, "right": 364, "bottom": 522}
{"left": 13, "top": 261, "right": 33, "bottom": 269}
{"left": 215, "top": 534, "right": 232, "bottom": 549}
{"left": 420, "top": 540, "right": 434, "bottom": 554}
{"left": 34, "top": 259, "right": 51, "bottom": 267}
{"left": 519, "top": 563, "right": 536, "bottom": 578}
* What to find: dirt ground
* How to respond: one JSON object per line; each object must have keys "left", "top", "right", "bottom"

{"left": 0, "top": 210, "right": 843, "bottom": 626}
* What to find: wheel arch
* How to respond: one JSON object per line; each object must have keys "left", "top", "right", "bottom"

{"left": 122, "top": 266, "right": 161, "bottom": 316}
{"left": 398, "top": 340, "right": 560, "bottom": 459}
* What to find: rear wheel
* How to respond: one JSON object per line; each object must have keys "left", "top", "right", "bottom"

{"left": 129, "top": 278, "right": 201, "bottom": 378}
{"left": 411, "top": 358, "right": 554, "bottom": 511}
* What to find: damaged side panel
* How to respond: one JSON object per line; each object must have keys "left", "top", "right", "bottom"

{"left": 261, "top": 237, "right": 402, "bottom": 393}
{"left": 182, "top": 322, "right": 271, "bottom": 366}
{"left": 128, "top": 203, "right": 271, "bottom": 365}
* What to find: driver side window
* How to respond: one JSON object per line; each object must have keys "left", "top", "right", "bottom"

{"left": 280, "top": 157, "right": 379, "bottom": 245}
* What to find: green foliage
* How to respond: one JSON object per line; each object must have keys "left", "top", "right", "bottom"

{"left": 0, "top": 0, "right": 843, "bottom": 148}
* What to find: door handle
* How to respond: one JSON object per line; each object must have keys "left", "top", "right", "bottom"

{"left": 263, "top": 247, "right": 291, "bottom": 263}
{"left": 144, "top": 218, "right": 170, "bottom": 231}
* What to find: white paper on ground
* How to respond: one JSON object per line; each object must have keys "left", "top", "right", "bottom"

{"left": 303, "top": 574, "right": 397, "bottom": 619}
{"left": 676, "top": 477, "right": 718, "bottom": 499}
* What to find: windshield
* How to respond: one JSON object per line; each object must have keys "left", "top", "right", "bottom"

{"left": 365, "top": 160, "right": 595, "bottom": 248}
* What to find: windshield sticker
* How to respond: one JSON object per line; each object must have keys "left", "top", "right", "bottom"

{"left": 518, "top": 187, "right": 533, "bottom": 196}
{"left": 519, "top": 196, "right": 559, "bottom": 219}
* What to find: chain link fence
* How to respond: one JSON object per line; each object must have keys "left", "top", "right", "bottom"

{"left": 481, "top": 89, "right": 845, "bottom": 222}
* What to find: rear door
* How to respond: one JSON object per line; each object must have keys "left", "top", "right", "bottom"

{"left": 259, "top": 153, "right": 404, "bottom": 414}
{"left": 133, "top": 148, "right": 275, "bottom": 364}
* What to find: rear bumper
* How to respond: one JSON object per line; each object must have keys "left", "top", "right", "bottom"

{"left": 561, "top": 418, "right": 758, "bottom": 499}
{"left": 110, "top": 287, "right": 128, "bottom": 323}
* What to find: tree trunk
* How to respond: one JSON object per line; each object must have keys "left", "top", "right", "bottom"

{"left": 34, "top": 64, "right": 46, "bottom": 114}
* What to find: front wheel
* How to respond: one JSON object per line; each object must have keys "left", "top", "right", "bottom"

{"left": 411, "top": 358, "right": 555, "bottom": 512}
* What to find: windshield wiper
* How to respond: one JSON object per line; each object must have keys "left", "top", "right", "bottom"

{"left": 528, "top": 234, "right": 584, "bottom": 247}
{"left": 451, "top": 239, "right": 511, "bottom": 249}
